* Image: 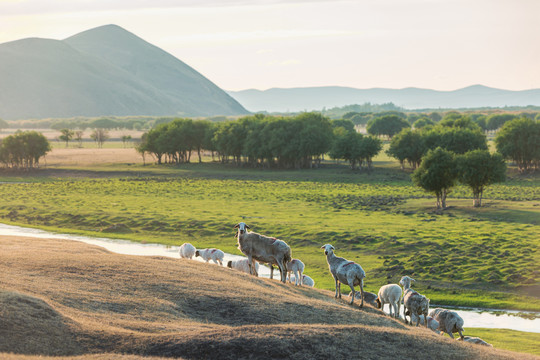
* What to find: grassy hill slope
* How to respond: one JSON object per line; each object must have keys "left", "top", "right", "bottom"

{"left": 0, "top": 236, "right": 535, "bottom": 360}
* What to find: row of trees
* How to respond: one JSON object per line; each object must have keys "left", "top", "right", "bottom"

{"left": 0, "top": 131, "right": 50, "bottom": 169}
{"left": 137, "top": 113, "right": 383, "bottom": 170}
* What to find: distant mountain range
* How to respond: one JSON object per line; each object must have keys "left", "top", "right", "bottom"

{"left": 227, "top": 85, "right": 540, "bottom": 113}
{"left": 0, "top": 25, "right": 248, "bottom": 120}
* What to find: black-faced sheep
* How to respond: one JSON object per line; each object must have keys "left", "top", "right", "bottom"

{"left": 234, "top": 222, "right": 292, "bottom": 283}
{"left": 321, "top": 244, "right": 366, "bottom": 307}
{"left": 195, "top": 248, "right": 224, "bottom": 266}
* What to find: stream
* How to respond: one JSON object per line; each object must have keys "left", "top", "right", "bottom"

{"left": 0, "top": 223, "right": 538, "bottom": 333}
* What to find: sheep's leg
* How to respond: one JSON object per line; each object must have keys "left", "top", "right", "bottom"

{"left": 334, "top": 277, "right": 339, "bottom": 298}
{"left": 348, "top": 284, "right": 355, "bottom": 305}
{"left": 458, "top": 329, "right": 464, "bottom": 340}
{"left": 337, "top": 281, "right": 342, "bottom": 298}
{"left": 299, "top": 271, "right": 303, "bottom": 286}
{"left": 359, "top": 278, "right": 364, "bottom": 308}
{"left": 217, "top": 259, "right": 223, "bottom": 266}
{"left": 387, "top": 302, "right": 392, "bottom": 317}
{"left": 276, "top": 259, "right": 287, "bottom": 283}
{"left": 397, "top": 301, "right": 401, "bottom": 319}
{"left": 268, "top": 264, "right": 274, "bottom": 279}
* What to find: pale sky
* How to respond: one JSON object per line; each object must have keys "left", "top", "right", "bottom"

{"left": 1, "top": 0, "right": 539, "bottom": 91}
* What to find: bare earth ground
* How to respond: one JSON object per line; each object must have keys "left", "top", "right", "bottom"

{"left": 42, "top": 148, "right": 144, "bottom": 167}
{"left": 0, "top": 236, "right": 537, "bottom": 360}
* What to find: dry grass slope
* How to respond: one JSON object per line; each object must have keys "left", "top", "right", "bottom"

{"left": 0, "top": 236, "right": 536, "bottom": 360}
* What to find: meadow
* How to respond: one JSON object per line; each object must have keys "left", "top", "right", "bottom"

{"left": 0, "top": 145, "right": 538, "bottom": 312}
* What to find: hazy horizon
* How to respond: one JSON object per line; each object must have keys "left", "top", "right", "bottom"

{"left": 1, "top": 0, "right": 539, "bottom": 92}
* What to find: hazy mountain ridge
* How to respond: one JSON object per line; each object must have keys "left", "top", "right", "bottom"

{"left": 228, "top": 85, "right": 540, "bottom": 113}
{"left": 0, "top": 25, "right": 248, "bottom": 120}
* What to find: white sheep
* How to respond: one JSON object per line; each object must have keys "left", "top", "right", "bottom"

{"left": 179, "top": 242, "right": 196, "bottom": 259}
{"left": 321, "top": 244, "right": 366, "bottom": 307}
{"left": 290, "top": 274, "right": 315, "bottom": 287}
{"left": 234, "top": 222, "right": 292, "bottom": 283}
{"left": 429, "top": 308, "right": 465, "bottom": 339}
{"left": 400, "top": 276, "right": 430, "bottom": 327}
{"left": 227, "top": 258, "right": 259, "bottom": 274}
{"left": 349, "top": 290, "right": 378, "bottom": 308}
{"left": 195, "top": 248, "right": 224, "bottom": 266}
{"left": 286, "top": 259, "right": 305, "bottom": 286}
{"left": 407, "top": 312, "right": 440, "bottom": 333}
{"left": 376, "top": 284, "right": 402, "bottom": 318}
{"left": 461, "top": 336, "right": 492, "bottom": 347}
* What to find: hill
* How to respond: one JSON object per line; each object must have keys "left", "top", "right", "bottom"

{"left": 0, "top": 235, "right": 535, "bottom": 360}
{"left": 0, "top": 25, "right": 248, "bottom": 120}
{"left": 227, "top": 85, "right": 540, "bottom": 113}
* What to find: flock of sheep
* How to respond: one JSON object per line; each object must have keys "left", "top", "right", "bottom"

{"left": 178, "top": 222, "right": 492, "bottom": 348}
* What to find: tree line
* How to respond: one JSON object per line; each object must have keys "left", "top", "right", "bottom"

{"left": 137, "top": 113, "right": 384, "bottom": 170}
{"left": 0, "top": 131, "right": 50, "bottom": 169}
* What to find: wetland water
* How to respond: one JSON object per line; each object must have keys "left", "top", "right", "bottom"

{"left": 1, "top": 222, "right": 538, "bottom": 333}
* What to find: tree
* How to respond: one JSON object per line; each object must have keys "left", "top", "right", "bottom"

{"left": 412, "top": 147, "right": 457, "bottom": 209}
{"left": 121, "top": 135, "right": 132, "bottom": 148}
{"left": 74, "top": 131, "right": 84, "bottom": 148}
{"left": 90, "top": 129, "right": 109, "bottom": 148}
{"left": 331, "top": 119, "right": 355, "bottom": 132}
{"left": 412, "top": 117, "right": 434, "bottom": 129}
{"left": 90, "top": 118, "right": 118, "bottom": 130}
{"left": 422, "top": 127, "right": 487, "bottom": 154}
{"left": 0, "top": 131, "right": 50, "bottom": 169}
{"left": 486, "top": 114, "right": 517, "bottom": 132}
{"left": 0, "top": 118, "right": 8, "bottom": 132}
{"left": 367, "top": 115, "right": 410, "bottom": 138}
{"left": 59, "top": 128, "right": 74, "bottom": 148}
{"left": 457, "top": 150, "right": 506, "bottom": 207}
{"left": 495, "top": 117, "right": 540, "bottom": 172}
{"left": 387, "top": 129, "right": 426, "bottom": 170}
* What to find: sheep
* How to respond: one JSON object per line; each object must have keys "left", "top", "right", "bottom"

{"left": 286, "top": 259, "right": 305, "bottom": 286}
{"left": 291, "top": 274, "right": 315, "bottom": 287}
{"left": 400, "top": 276, "right": 430, "bottom": 327}
{"left": 195, "top": 248, "right": 224, "bottom": 266}
{"left": 179, "top": 242, "right": 196, "bottom": 259}
{"left": 349, "top": 291, "right": 378, "bottom": 308}
{"left": 406, "top": 312, "right": 440, "bottom": 333}
{"left": 227, "top": 258, "right": 259, "bottom": 274}
{"left": 461, "top": 336, "right": 492, "bottom": 347}
{"left": 321, "top": 244, "right": 366, "bottom": 307}
{"left": 429, "top": 308, "right": 465, "bottom": 340}
{"left": 234, "top": 222, "right": 292, "bottom": 283}
{"left": 376, "top": 284, "right": 402, "bottom": 318}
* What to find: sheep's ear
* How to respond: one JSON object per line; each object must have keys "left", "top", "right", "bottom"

{"left": 320, "top": 245, "right": 326, "bottom": 249}
{"left": 234, "top": 224, "right": 239, "bottom": 228}
{"left": 245, "top": 224, "right": 250, "bottom": 229}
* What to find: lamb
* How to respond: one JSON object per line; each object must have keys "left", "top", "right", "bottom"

{"left": 227, "top": 258, "right": 259, "bottom": 274}
{"left": 400, "top": 276, "right": 430, "bottom": 327}
{"left": 195, "top": 248, "right": 224, "bottom": 266}
{"left": 429, "top": 308, "right": 465, "bottom": 339}
{"left": 321, "top": 244, "right": 366, "bottom": 307}
{"left": 179, "top": 243, "right": 196, "bottom": 259}
{"left": 406, "top": 312, "right": 440, "bottom": 333}
{"left": 234, "top": 222, "right": 292, "bottom": 283}
{"left": 376, "top": 284, "right": 402, "bottom": 318}
{"left": 291, "top": 274, "right": 315, "bottom": 287}
{"left": 461, "top": 336, "right": 492, "bottom": 347}
{"left": 286, "top": 259, "right": 305, "bottom": 286}
{"left": 349, "top": 291, "right": 378, "bottom": 308}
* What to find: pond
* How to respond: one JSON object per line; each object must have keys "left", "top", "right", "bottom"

{"left": 1, "top": 222, "right": 538, "bottom": 333}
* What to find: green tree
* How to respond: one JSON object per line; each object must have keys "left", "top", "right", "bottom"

{"left": 456, "top": 150, "right": 506, "bottom": 207}
{"left": 74, "top": 131, "right": 84, "bottom": 148}
{"left": 90, "top": 129, "right": 109, "bottom": 148}
{"left": 331, "top": 119, "right": 355, "bottom": 132}
{"left": 495, "top": 117, "right": 540, "bottom": 172}
{"left": 412, "top": 147, "right": 457, "bottom": 209}
{"left": 0, "top": 131, "right": 50, "bottom": 169}
{"left": 59, "top": 128, "right": 74, "bottom": 148}
{"left": 486, "top": 114, "right": 517, "bottom": 132}
{"left": 121, "top": 135, "right": 132, "bottom": 148}
{"left": 413, "top": 117, "right": 434, "bottom": 129}
{"left": 90, "top": 118, "right": 118, "bottom": 130}
{"left": 387, "top": 129, "right": 426, "bottom": 170}
{"left": 367, "top": 115, "right": 410, "bottom": 138}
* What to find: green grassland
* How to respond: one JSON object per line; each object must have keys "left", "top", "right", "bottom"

{"left": 0, "top": 157, "right": 538, "bottom": 312}
{"left": 466, "top": 328, "right": 540, "bottom": 355}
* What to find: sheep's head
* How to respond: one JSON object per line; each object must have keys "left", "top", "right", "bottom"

{"left": 399, "top": 276, "right": 415, "bottom": 288}
{"left": 195, "top": 250, "right": 200, "bottom": 257}
{"left": 376, "top": 297, "right": 382, "bottom": 309}
{"left": 234, "top": 222, "right": 250, "bottom": 236}
{"left": 321, "top": 244, "right": 335, "bottom": 255}
{"left": 227, "top": 260, "right": 233, "bottom": 268}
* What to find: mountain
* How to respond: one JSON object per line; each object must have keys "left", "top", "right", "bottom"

{"left": 0, "top": 25, "right": 248, "bottom": 120}
{"left": 228, "top": 85, "right": 540, "bottom": 113}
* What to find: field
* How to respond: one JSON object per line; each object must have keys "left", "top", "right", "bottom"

{"left": 0, "top": 236, "right": 537, "bottom": 359}
{"left": 0, "top": 145, "right": 539, "bottom": 358}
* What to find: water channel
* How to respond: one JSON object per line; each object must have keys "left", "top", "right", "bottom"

{"left": 1, "top": 223, "right": 538, "bottom": 333}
